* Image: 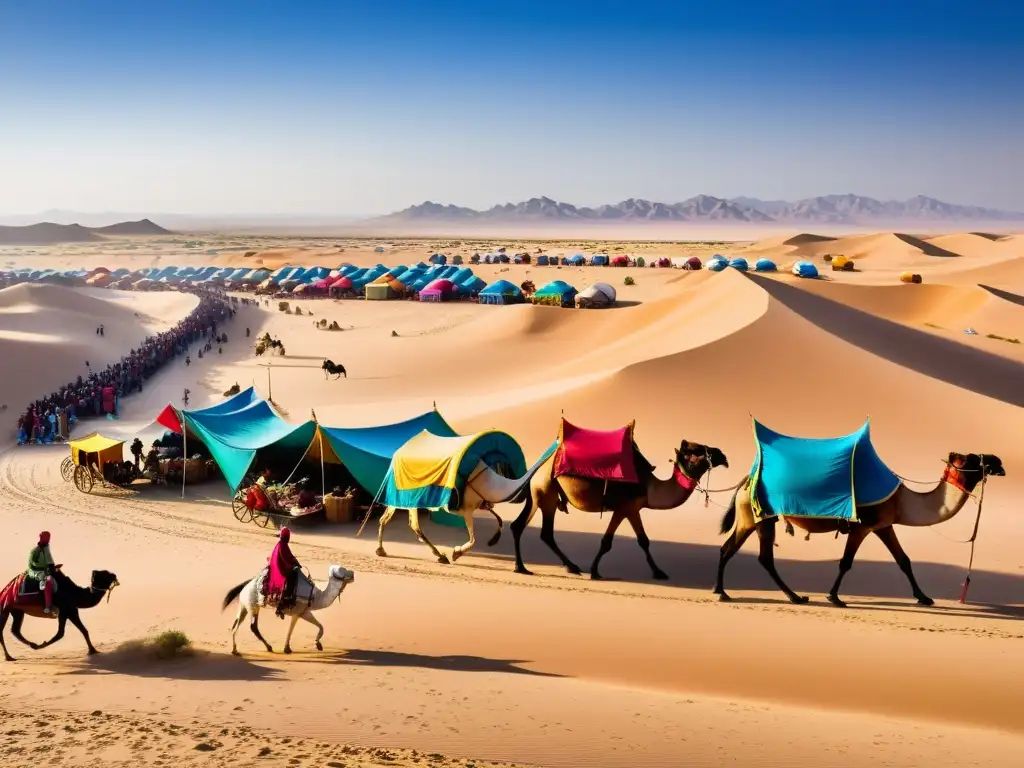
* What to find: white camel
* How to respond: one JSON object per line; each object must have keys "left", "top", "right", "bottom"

{"left": 221, "top": 564, "right": 355, "bottom": 655}
{"left": 375, "top": 460, "right": 532, "bottom": 564}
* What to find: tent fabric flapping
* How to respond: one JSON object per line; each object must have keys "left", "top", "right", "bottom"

{"left": 380, "top": 430, "right": 527, "bottom": 513}
{"left": 156, "top": 386, "right": 261, "bottom": 434}
{"left": 749, "top": 418, "right": 900, "bottom": 523}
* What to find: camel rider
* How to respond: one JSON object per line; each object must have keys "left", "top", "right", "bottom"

{"left": 27, "top": 531, "right": 56, "bottom": 614}
{"left": 267, "top": 526, "right": 301, "bottom": 619}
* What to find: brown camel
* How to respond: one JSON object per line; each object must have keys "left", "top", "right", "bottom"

{"left": 510, "top": 440, "right": 729, "bottom": 580}
{"left": 715, "top": 452, "right": 1005, "bottom": 606}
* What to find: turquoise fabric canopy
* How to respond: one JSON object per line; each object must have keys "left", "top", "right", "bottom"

{"left": 182, "top": 401, "right": 316, "bottom": 493}
{"left": 749, "top": 418, "right": 899, "bottom": 522}
{"left": 320, "top": 410, "right": 457, "bottom": 499}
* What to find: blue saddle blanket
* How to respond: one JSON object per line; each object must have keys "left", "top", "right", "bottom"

{"left": 749, "top": 419, "right": 900, "bottom": 522}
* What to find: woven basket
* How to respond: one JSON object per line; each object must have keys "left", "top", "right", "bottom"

{"left": 183, "top": 458, "right": 208, "bottom": 484}
{"left": 324, "top": 494, "right": 356, "bottom": 524}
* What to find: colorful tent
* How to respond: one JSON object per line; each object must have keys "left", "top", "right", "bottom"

{"left": 575, "top": 282, "right": 616, "bottom": 308}
{"left": 792, "top": 261, "right": 819, "bottom": 278}
{"left": 478, "top": 279, "right": 524, "bottom": 305}
{"left": 319, "top": 410, "right": 456, "bottom": 498}
{"left": 591, "top": 254, "right": 609, "bottom": 266}
{"left": 707, "top": 256, "right": 728, "bottom": 272}
{"left": 749, "top": 418, "right": 899, "bottom": 523}
{"left": 379, "top": 430, "right": 527, "bottom": 513}
{"left": 611, "top": 255, "right": 629, "bottom": 267}
{"left": 754, "top": 258, "right": 777, "bottom": 272}
{"left": 419, "top": 278, "right": 458, "bottom": 302}
{"left": 531, "top": 280, "right": 578, "bottom": 307}
{"left": 728, "top": 257, "right": 749, "bottom": 272}
{"left": 365, "top": 284, "right": 395, "bottom": 300}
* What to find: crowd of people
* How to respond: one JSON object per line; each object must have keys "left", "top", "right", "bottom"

{"left": 16, "top": 290, "right": 238, "bottom": 445}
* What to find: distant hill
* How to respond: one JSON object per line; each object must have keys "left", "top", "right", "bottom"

{"left": 89, "top": 218, "right": 171, "bottom": 236}
{"left": 0, "top": 222, "right": 104, "bottom": 245}
{"left": 369, "top": 194, "right": 1024, "bottom": 226}
{"left": 0, "top": 218, "right": 172, "bottom": 245}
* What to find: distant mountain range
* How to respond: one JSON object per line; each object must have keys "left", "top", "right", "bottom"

{"left": 0, "top": 219, "right": 171, "bottom": 245}
{"left": 371, "top": 194, "right": 1024, "bottom": 225}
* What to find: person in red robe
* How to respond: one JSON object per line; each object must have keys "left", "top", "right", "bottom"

{"left": 265, "top": 527, "right": 301, "bottom": 618}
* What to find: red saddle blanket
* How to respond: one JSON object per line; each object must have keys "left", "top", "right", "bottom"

{"left": 553, "top": 418, "right": 651, "bottom": 483}
{"left": 0, "top": 575, "right": 40, "bottom": 612}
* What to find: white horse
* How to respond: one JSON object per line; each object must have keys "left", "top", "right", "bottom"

{"left": 375, "top": 459, "right": 535, "bottom": 564}
{"left": 221, "top": 564, "right": 355, "bottom": 655}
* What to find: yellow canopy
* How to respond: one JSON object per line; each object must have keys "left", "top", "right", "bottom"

{"left": 391, "top": 431, "right": 480, "bottom": 491}
{"left": 69, "top": 433, "right": 124, "bottom": 467}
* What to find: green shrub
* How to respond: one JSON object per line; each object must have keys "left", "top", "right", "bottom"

{"left": 624, "top": 276, "right": 635, "bottom": 286}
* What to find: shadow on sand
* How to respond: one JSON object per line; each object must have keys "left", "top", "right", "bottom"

{"left": 64, "top": 649, "right": 283, "bottom": 681}
{"left": 340, "top": 509, "right": 1024, "bottom": 620}
{"left": 748, "top": 273, "right": 1024, "bottom": 407}
{"left": 304, "top": 648, "right": 563, "bottom": 678}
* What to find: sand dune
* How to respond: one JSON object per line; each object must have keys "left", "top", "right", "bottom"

{"left": 1, "top": 231, "right": 1023, "bottom": 768}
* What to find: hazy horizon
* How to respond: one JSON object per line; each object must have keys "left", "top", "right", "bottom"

{"left": 2, "top": 2, "right": 1022, "bottom": 216}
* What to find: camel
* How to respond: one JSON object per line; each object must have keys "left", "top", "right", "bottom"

{"left": 221, "top": 564, "right": 355, "bottom": 655}
{"left": 1, "top": 568, "right": 119, "bottom": 662}
{"left": 375, "top": 460, "right": 534, "bottom": 565}
{"left": 715, "top": 452, "right": 1005, "bottom": 606}
{"left": 322, "top": 359, "right": 347, "bottom": 379}
{"left": 511, "top": 440, "right": 729, "bottom": 580}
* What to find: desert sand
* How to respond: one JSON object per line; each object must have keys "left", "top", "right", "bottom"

{"left": 0, "top": 229, "right": 1022, "bottom": 768}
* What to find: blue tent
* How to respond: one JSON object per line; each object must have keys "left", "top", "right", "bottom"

{"left": 536, "top": 255, "right": 550, "bottom": 266}
{"left": 457, "top": 276, "right": 486, "bottom": 296}
{"left": 792, "top": 261, "right": 819, "bottom": 278}
{"left": 181, "top": 400, "right": 316, "bottom": 493}
{"left": 707, "top": 257, "right": 729, "bottom": 272}
{"left": 754, "top": 258, "right": 777, "bottom": 272}
{"left": 567, "top": 254, "right": 586, "bottom": 266}
{"left": 479, "top": 279, "right": 523, "bottom": 305}
{"left": 320, "top": 410, "right": 457, "bottom": 498}
{"left": 749, "top": 418, "right": 899, "bottom": 522}
{"left": 450, "top": 267, "right": 475, "bottom": 284}
{"left": 591, "top": 254, "right": 609, "bottom": 266}
{"left": 728, "top": 257, "right": 748, "bottom": 272}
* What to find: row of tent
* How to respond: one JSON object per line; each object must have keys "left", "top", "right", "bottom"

{"left": 155, "top": 387, "right": 514, "bottom": 527}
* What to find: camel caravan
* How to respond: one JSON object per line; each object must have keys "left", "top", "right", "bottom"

{"left": 0, "top": 406, "right": 1005, "bottom": 660}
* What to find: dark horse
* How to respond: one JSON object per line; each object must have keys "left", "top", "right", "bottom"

{"left": 0, "top": 568, "right": 119, "bottom": 661}
{"left": 322, "top": 359, "right": 347, "bottom": 379}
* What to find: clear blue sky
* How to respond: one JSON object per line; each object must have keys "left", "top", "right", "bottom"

{"left": 2, "top": 1, "right": 1022, "bottom": 215}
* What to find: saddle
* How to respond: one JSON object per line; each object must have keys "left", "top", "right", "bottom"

{"left": 0, "top": 575, "right": 57, "bottom": 617}
{"left": 552, "top": 418, "right": 654, "bottom": 485}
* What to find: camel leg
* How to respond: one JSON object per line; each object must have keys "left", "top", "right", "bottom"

{"left": 298, "top": 610, "right": 325, "bottom": 651}
{"left": 375, "top": 506, "right": 398, "bottom": 557}
{"left": 249, "top": 608, "right": 273, "bottom": 653}
{"left": 510, "top": 494, "right": 541, "bottom": 576}
{"left": 590, "top": 510, "right": 627, "bottom": 580}
{"left": 35, "top": 615, "right": 68, "bottom": 650}
{"left": 874, "top": 526, "right": 933, "bottom": 606}
{"left": 283, "top": 613, "right": 300, "bottom": 654}
{"left": 9, "top": 612, "right": 39, "bottom": 650}
{"left": 625, "top": 510, "right": 668, "bottom": 580}
{"left": 451, "top": 509, "right": 477, "bottom": 562}
{"left": 540, "top": 506, "right": 581, "bottom": 575}
{"left": 827, "top": 525, "right": 872, "bottom": 607}
{"left": 756, "top": 521, "right": 808, "bottom": 604}
{"left": 713, "top": 521, "right": 757, "bottom": 601}
{"left": 0, "top": 610, "right": 13, "bottom": 661}
{"left": 66, "top": 611, "right": 99, "bottom": 655}
{"left": 229, "top": 603, "right": 248, "bottom": 655}
{"left": 409, "top": 508, "right": 450, "bottom": 564}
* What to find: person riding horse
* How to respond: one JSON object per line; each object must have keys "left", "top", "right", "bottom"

{"left": 265, "top": 527, "right": 302, "bottom": 619}
{"left": 26, "top": 531, "right": 57, "bottom": 614}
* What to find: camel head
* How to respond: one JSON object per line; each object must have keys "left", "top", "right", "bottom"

{"left": 90, "top": 570, "right": 120, "bottom": 600}
{"left": 946, "top": 452, "right": 1005, "bottom": 491}
{"left": 674, "top": 440, "right": 729, "bottom": 479}
{"left": 328, "top": 565, "right": 355, "bottom": 585}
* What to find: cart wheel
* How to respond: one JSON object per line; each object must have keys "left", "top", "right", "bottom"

{"left": 232, "top": 494, "right": 253, "bottom": 523}
{"left": 254, "top": 510, "right": 272, "bottom": 528}
{"left": 73, "top": 465, "right": 94, "bottom": 494}
{"left": 60, "top": 457, "right": 75, "bottom": 483}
